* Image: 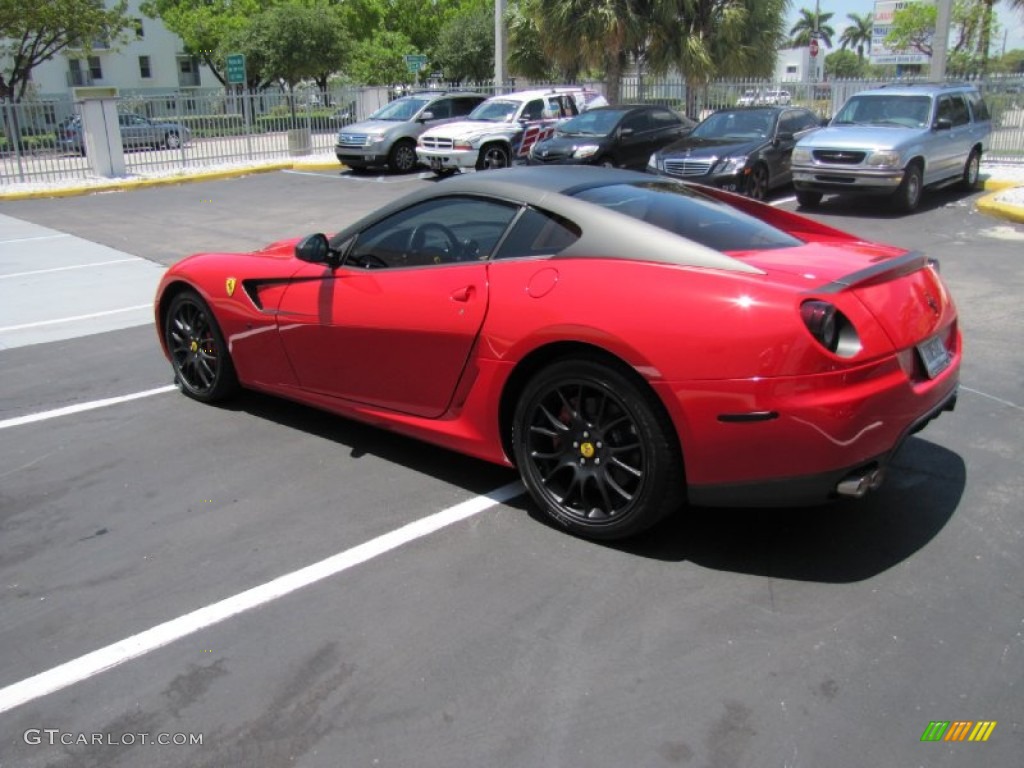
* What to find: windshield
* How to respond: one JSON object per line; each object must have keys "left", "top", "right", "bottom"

{"left": 468, "top": 99, "right": 520, "bottom": 122}
{"left": 692, "top": 110, "right": 775, "bottom": 140}
{"left": 557, "top": 109, "right": 627, "bottom": 137}
{"left": 833, "top": 95, "right": 932, "bottom": 128}
{"left": 572, "top": 181, "right": 802, "bottom": 252}
{"left": 368, "top": 96, "right": 432, "bottom": 121}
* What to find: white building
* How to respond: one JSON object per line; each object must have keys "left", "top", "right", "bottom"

{"left": 6, "top": 0, "right": 217, "bottom": 98}
{"left": 775, "top": 46, "right": 824, "bottom": 83}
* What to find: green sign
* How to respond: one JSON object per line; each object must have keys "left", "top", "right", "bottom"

{"left": 404, "top": 54, "right": 428, "bottom": 74}
{"left": 226, "top": 53, "right": 246, "bottom": 85}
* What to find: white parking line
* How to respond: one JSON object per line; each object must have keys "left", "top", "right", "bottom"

{"left": 0, "top": 385, "right": 177, "bottom": 431}
{"left": 0, "top": 304, "right": 151, "bottom": 333}
{"left": 0, "top": 480, "right": 525, "bottom": 715}
{"left": 0, "top": 258, "right": 139, "bottom": 280}
{"left": 0, "top": 234, "right": 71, "bottom": 245}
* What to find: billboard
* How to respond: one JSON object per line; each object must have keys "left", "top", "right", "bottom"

{"left": 870, "top": 0, "right": 933, "bottom": 66}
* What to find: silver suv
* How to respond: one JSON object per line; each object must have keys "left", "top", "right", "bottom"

{"left": 791, "top": 83, "right": 991, "bottom": 212}
{"left": 335, "top": 90, "right": 486, "bottom": 173}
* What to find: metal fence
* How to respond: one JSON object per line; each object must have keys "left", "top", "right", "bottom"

{"left": 3, "top": 75, "right": 1023, "bottom": 187}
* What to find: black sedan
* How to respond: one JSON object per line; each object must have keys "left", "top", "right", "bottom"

{"left": 647, "top": 106, "right": 824, "bottom": 200}
{"left": 527, "top": 105, "right": 694, "bottom": 170}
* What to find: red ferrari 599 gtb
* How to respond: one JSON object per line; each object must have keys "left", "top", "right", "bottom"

{"left": 155, "top": 166, "right": 959, "bottom": 540}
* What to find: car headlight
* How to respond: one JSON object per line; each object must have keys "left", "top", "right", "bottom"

{"left": 866, "top": 150, "right": 900, "bottom": 167}
{"left": 572, "top": 144, "right": 600, "bottom": 159}
{"left": 368, "top": 135, "right": 386, "bottom": 147}
{"left": 792, "top": 147, "right": 812, "bottom": 164}
{"left": 713, "top": 156, "right": 747, "bottom": 174}
{"left": 647, "top": 153, "right": 662, "bottom": 171}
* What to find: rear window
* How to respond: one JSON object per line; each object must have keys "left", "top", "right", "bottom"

{"left": 571, "top": 181, "right": 802, "bottom": 252}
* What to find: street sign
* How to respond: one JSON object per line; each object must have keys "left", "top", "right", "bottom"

{"left": 404, "top": 54, "right": 428, "bottom": 74}
{"left": 226, "top": 53, "right": 246, "bottom": 85}
{"left": 809, "top": 39, "right": 819, "bottom": 57}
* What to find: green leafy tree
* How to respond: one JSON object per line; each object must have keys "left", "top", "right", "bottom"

{"left": 825, "top": 47, "right": 864, "bottom": 78}
{"left": 838, "top": 11, "right": 873, "bottom": 60}
{"left": 429, "top": 6, "right": 494, "bottom": 82}
{"left": 507, "top": 0, "right": 558, "bottom": 80}
{"left": 0, "top": 0, "right": 133, "bottom": 101}
{"left": 349, "top": 29, "right": 415, "bottom": 86}
{"left": 789, "top": 6, "right": 835, "bottom": 49}
{"left": 885, "top": 0, "right": 1000, "bottom": 72}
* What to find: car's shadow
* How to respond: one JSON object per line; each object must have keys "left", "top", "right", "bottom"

{"left": 222, "top": 391, "right": 963, "bottom": 583}
{"left": 791, "top": 184, "right": 984, "bottom": 219}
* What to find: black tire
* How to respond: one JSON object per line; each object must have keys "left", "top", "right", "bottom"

{"left": 165, "top": 290, "right": 239, "bottom": 403}
{"left": 894, "top": 163, "right": 923, "bottom": 213}
{"left": 512, "top": 358, "right": 684, "bottom": 540}
{"left": 597, "top": 155, "right": 616, "bottom": 168}
{"left": 960, "top": 148, "right": 981, "bottom": 191}
{"left": 164, "top": 131, "right": 182, "bottom": 150}
{"left": 476, "top": 143, "right": 511, "bottom": 171}
{"left": 746, "top": 163, "right": 769, "bottom": 200}
{"left": 388, "top": 139, "right": 418, "bottom": 173}
{"left": 796, "top": 190, "right": 822, "bottom": 208}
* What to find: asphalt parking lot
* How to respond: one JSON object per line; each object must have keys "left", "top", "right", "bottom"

{"left": 1, "top": 169, "right": 1022, "bottom": 767}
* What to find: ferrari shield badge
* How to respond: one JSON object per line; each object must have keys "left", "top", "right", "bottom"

{"left": 225, "top": 277, "right": 237, "bottom": 297}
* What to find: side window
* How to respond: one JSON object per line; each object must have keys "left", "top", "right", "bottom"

{"left": 428, "top": 99, "right": 452, "bottom": 119}
{"left": 948, "top": 95, "right": 970, "bottom": 126}
{"left": 966, "top": 91, "right": 990, "bottom": 122}
{"left": 936, "top": 96, "right": 955, "bottom": 124}
{"left": 522, "top": 99, "right": 545, "bottom": 121}
{"left": 650, "top": 109, "right": 682, "bottom": 129}
{"left": 347, "top": 197, "right": 518, "bottom": 269}
{"left": 792, "top": 110, "right": 820, "bottom": 133}
{"left": 559, "top": 95, "right": 579, "bottom": 117}
{"left": 453, "top": 97, "right": 481, "bottom": 116}
{"left": 621, "top": 111, "right": 651, "bottom": 133}
{"left": 494, "top": 207, "right": 581, "bottom": 260}
{"left": 779, "top": 112, "right": 798, "bottom": 135}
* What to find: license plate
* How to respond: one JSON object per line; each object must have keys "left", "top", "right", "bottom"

{"left": 917, "top": 334, "right": 951, "bottom": 379}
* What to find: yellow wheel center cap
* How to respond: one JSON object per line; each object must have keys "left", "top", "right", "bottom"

{"left": 580, "top": 442, "right": 595, "bottom": 459}
{"left": 190, "top": 340, "right": 198, "bottom": 353}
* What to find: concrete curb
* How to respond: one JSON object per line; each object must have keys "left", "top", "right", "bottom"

{"left": 978, "top": 176, "right": 1024, "bottom": 224}
{"left": 0, "top": 158, "right": 344, "bottom": 201}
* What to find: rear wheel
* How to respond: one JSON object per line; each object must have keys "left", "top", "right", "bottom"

{"left": 894, "top": 163, "right": 923, "bottom": 213}
{"left": 165, "top": 290, "right": 238, "bottom": 403}
{"left": 796, "top": 190, "right": 822, "bottom": 208}
{"left": 164, "top": 131, "right": 182, "bottom": 150}
{"left": 512, "top": 358, "right": 684, "bottom": 540}
{"left": 476, "top": 143, "right": 510, "bottom": 171}
{"left": 960, "top": 148, "right": 981, "bottom": 191}
{"left": 388, "top": 139, "right": 418, "bottom": 173}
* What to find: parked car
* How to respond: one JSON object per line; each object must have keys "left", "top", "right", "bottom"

{"left": 334, "top": 90, "right": 486, "bottom": 173}
{"left": 58, "top": 113, "right": 191, "bottom": 155}
{"left": 527, "top": 105, "right": 694, "bottom": 170}
{"left": 415, "top": 87, "right": 605, "bottom": 175}
{"left": 647, "top": 106, "right": 824, "bottom": 199}
{"left": 760, "top": 89, "right": 792, "bottom": 106}
{"left": 737, "top": 89, "right": 760, "bottom": 107}
{"left": 155, "top": 166, "right": 960, "bottom": 541}
{"left": 791, "top": 83, "right": 992, "bottom": 212}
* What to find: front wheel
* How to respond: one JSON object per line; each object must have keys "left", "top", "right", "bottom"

{"left": 476, "top": 143, "right": 510, "bottom": 171}
{"left": 894, "top": 163, "right": 923, "bottom": 213}
{"left": 165, "top": 290, "right": 238, "bottom": 403}
{"left": 164, "top": 131, "right": 182, "bottom": 150}
{"left": 796, "top": 190, "right": 822, "bottom": 208}
{"left": 388, "top": 140, "right": 418, "bottom": 173}
{"left": 512, "top": 358, "right": 684, "bottom": 540}
{"left": 746, "top": 164, "right": 769, "bottom": 200}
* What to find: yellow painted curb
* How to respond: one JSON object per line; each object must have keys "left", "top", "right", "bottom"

{"left": 0, "top": 159, "right": 341, "bottom": 201}
{"left": 981, "top": 177, "right": 1022, "bottom": 192}
{"left": 977, "top": 190, "right": 1024, "bottom": 224}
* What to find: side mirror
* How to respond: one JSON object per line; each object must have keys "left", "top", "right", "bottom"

{"left": 295, "top": 233, "right": 330, "bottom": 264}
{"left": 934, "top": 117, "right": 953, "bottom": 130}
{"left": 418, "top": 110, "right": 435, "bottom": 122}
{"left": 820, "top": 117, "right": 831, "bottom": 127}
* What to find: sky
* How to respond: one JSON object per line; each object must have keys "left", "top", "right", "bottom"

{"left": 787, "top": 0, "right": 1024, "bottom": 55}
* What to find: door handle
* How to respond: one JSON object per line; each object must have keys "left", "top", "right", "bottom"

{"left": 451, "top": 285, "right": 475, "bottom": 302}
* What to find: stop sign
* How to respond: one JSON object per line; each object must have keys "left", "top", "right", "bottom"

{"left": 809, "top": 39, "right": 819, "bottom": 57}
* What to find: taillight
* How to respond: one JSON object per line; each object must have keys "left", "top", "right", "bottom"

{"left": 800, "top": 300, "right": 862, "bottom": 357}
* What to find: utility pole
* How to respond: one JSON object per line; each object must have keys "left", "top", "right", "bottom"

{"left": 494, "top": 0, "right": 507, "bottom": 89}
{"left": 929, "top": 0, "right": 952, "bottom": 80}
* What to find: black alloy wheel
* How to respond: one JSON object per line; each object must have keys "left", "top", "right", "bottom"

{"left": 388, "top": 140, "right": 418, "bottom": 173}
{"left": 746, "top": 164, "right": 769, "bottom": 200}
{"left": 513, "top": 358, "right": 684, "bottom": 540}
{"left": 476, "top": 143, "right": 511, "bottom": 170}
{"left": 165, "top": 290, "right": 238, "bottom": 403}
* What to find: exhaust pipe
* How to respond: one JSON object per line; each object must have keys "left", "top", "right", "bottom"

{"left": 836, "top": 467, "right": 885, "bottom": 498}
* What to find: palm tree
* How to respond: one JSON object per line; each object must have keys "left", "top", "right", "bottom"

{"left": 789, "top": 6, "right": 835, "bottom": 49}
{"left": 839, "top": 11, "right": 873, "bottom": 60}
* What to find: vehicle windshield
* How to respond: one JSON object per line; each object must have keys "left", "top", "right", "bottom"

{"left": 468, "top": 99, "right": 520, "bottom": 122}
{"left": 572, "top": 181, "right": 802, "bottom": 252}
{"left": 832, "top": 95, "right": 932, "bottom": 128}
{"left": 557, "top": 109, "right": 628, "bottom": 137}
{"left": 691, "top": 109, "right": 775, "bottom": 140}
{"left": 368, "top": 96, "right": 433, "bottom": 121}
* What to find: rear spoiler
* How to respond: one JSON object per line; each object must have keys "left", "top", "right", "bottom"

{"left": 815, "top": 250, "right": 928, "bottom": 294}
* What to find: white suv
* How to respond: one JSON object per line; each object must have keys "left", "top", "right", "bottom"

{"left": 416, "top": 87, "right": 606, "bottom": 175}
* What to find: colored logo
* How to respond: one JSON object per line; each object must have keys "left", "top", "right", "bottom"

{"left": 580, "top": 442, "right": 595, "bottom": 459}
{"left": 225, "top": 277, "right": 236, "bottom": 297}
{"left": 920, "top": 721, "right": 997, "bottom": 742}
